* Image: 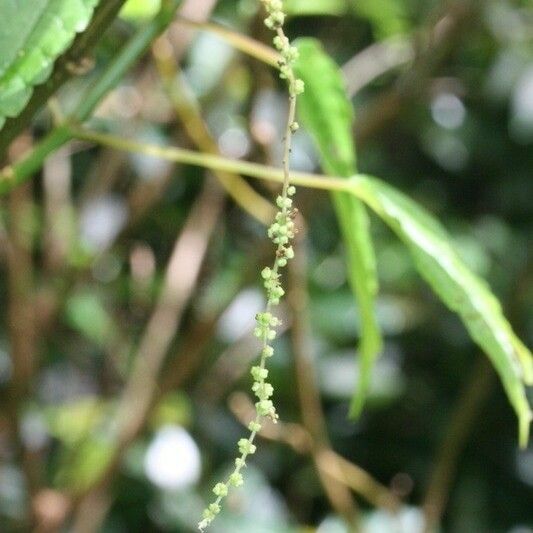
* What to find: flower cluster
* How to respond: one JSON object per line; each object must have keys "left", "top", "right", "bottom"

{"left": 198, "top": 1, "right": 303, "bottom": 530}
{"left": 263, "top": 0, "right": 305, "bottom": 99}
{"left": 253, "top": 311, "right": 280, "bottom": 340}
{"left": 262, "top": 0, "right": 284, "bottom": 28}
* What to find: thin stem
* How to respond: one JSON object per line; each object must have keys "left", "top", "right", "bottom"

{"left": 288, "top": 229, "right": 359, "bottom": 528}
{"left": 422, "top": 358, "right": 494, "bottom": 532}
{"left": 0, "top": 119, "right": 353, "bottom": 199}
{"left": 67, "top": 126, "right": 355, "bottom": 193}
{"left": 282, "top": 95, "right": 297, "bottom": 195}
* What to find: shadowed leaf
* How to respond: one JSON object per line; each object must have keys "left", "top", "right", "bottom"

{"left": 351, "top": 174, "right": 533, "bottom": 446}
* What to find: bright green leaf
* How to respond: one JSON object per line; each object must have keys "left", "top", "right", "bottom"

{"left": 294, "top": 38, "right": 382, "bottom": 417}
{"left": 350, "top": 174, "right": 533, "bottom": 446}
{"left": 294, "top": 39, "right": 356, "bottom": 176}
{"left": 120, "top": 0, "right": 160, "bottom": 22}
{"left": 0, "top": 0, "right": 100, "bottom": 129}
{"left": 284, "top": 0, "right": 348, "bottom": 17}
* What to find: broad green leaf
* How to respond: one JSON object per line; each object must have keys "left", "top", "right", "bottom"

{"left": 294, "top": 38, "right": 382, "bottom": 417}
{"left": 0, "top": 0, "right": 100, "bottom": 129}
{"left": 350, "top": 174, "right": 533, "bottom": 446}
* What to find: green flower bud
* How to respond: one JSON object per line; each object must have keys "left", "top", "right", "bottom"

{"left": 251, "top": 365, "right": 269, "bottom": 380}
{"left": 276, "top": 195, "right": 293, "bottom": 209}
{"left": 261, "top": 267, "right": 272, "bottom": 279}
{"left": 256, "top": 400, "right": 275, "bottom": 417}
{"left": 248, "top": 420, "right": 262, "bottom": 432}
{"left": 291, "top": 78, "right": 305, "bottom": 96}
{"left": 262, "top": 346, "right": 274, "bottom": 357}
{"left": 209, "top": 503, "right": 221, "bottom": 515}
{"left": 238, "top": 438, "right": 256, "bottom": 455}
{"left": 229, "top": 472, "right": 244, "bottom": 487}
{"left": 213, "top": 483, "right": 228, "bottom": 497}
{"left": 269, "top": 315, "right": 280, "bottom": 326}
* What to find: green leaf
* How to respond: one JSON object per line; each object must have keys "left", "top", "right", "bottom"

{"left": 284, "top": 0, "right": 348, "bottom": 17}
{"left": 45, "top": 398, "right": 115, "bottom": 490}
{"left": 56, "top": 434, "right": 114, "bottom": 491}
{"left": 293, "top": 39, "right": 356, "bottom": 176}
{"left": 349, "top": 0, "right": 410, "bottom": 38}
{"left": 64, "top": 291, "right": 113, "bottom": 346}
{"left": 120, "top": 0, "right": 160, "bottom": 21}
{"left": 0, "top": 0, "right": 100, "bottom": 129}
{"left": 350, "top": 174, "right": 533, "bottom": 446}
{"left": 45, "top": 398, "right": 108, "bottom": 445}
{"left": 294, "top": 38, "right": 382, "bottom": 416}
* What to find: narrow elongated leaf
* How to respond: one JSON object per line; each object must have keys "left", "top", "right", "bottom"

{"left": 294, "top": 39, "right": 356, "bottom": 177}
{"left": 294, "top": 38, "right": 382, "bottom": 416}
{"left": 350, "top": 174, "right": 533, "bottom": 446}
{"left": 0, "top": 0, "right": 100, "bottom": 129}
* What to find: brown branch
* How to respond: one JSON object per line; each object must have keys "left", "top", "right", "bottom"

{"left": 228, "top": 393, "right": 400, "bottom": 513}
{"left": 70, "top": 178, "right": 225, "bottom": 532}
{"left": 287, "top": 227, "right": 360, "bottom": 529}
{"left": 342, "top": 37, "right": 414, "bottom": 98}
{"left": 422, "top": 357, "right": 495, "bottom": 532}
{"left": 167, "top": 0, "right": 219, "bottom": 57}
{"left": 6, "top": 137, "right": 36, "bottom": 406}
{"left": 42, "top": 147, "right": 74, "bottom": 273}
{"left": 4, "top": 135, "right": 42, "bottom": 528}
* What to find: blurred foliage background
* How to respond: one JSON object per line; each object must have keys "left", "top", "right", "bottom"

{"left": 0, "top": 0, "right": 532, "bottom": 531}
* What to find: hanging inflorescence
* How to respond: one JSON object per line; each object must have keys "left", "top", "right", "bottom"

{"left": 198, "top": 1, "right": 304, "bottom": 530}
